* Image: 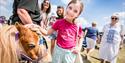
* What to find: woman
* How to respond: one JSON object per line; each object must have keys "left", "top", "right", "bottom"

{"left": 99, "top": 14, "right": 124, "bottom": 63}
{"left": 40, "top": 0, "right": 51, "bottom": 30}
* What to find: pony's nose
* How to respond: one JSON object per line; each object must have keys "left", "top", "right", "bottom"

{"left": 28, "top": 43, "right": 36, "bottom": 48}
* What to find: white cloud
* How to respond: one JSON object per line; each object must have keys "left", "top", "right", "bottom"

{"left": 103, "top": 16, "right": 110, "bottom": 24}
{"left": 0, "top": 0, "right": 13, "bottom": 19}
{"left": 0, "top": 0, "right": 8, "bottom": 16}
{"left": 103, "top": 16, "right": 110, "bottom": 19}
{"left": 113, "top": 12, "right": 125, "bottom": 18}
{"left": 0, "top": 6, "right": 9, "bottom": 17}
{"left": 123, "top": 2, "right": 125, "bottom": 6}
{"left": 60, "top": 0, "right": 92, "bottom": 5}
{"left": 48, "top": 4, "right": 57, "bottom": 17}
{"left": 38, "top": 0, "right": 44, "bottom": 7}
{"left": 86, "top": 0, "right": 92, "bottom": 3}
{"left": 76, "top": 17, "right": 89, "bottom": 28}
{"left": 83, "top": 0, "right": 92, "bottom": 4}
{"left": 60, "top": 0, "right": 71, "bottom": 5}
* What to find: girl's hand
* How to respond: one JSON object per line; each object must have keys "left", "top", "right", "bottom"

{"left": 25, "top": 24, "right": 40, "bottom": 28}
{"left": 25, "top": 24, "right": 40, "bottom": 31}
{"left": 72, "top": 47, "right": 80, "bottom": 54}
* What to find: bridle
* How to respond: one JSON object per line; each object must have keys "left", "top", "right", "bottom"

{"left": 15, "top": 29, "right": 48, "bottom": 63}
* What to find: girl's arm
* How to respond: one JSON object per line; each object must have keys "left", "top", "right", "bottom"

{"left": 84, "top": 29, "right": 88, "bottom": 37}
{"left": 38, "top": 26, "right": 55, "bottom": 36}
{"left": 72, "top": 36, "right": 84, "bottom": 54}
{"left": 25, "top": 24, "right": 55, "bottom": 36}
{"left": 77, "top": 36, "right": 84, "bottom": 50}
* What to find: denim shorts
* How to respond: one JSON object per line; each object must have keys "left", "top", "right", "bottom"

{"left": 49, "top": 32, "right": 57, "bottom": 40}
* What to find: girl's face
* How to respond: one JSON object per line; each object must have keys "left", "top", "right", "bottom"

{"left": 43, "top": 1, "right": 50, "bottom": 9}
{"left": 65, "top": 3, "right": 81, "bottom": 21}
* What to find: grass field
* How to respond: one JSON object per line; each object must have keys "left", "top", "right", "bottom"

{"left": 81, "top": 44, "right": 125, "bottom": 63}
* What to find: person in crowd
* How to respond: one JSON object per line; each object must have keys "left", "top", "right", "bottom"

{"left": 24, "top": 0, "right": 84, "bottom": 63}
{"left": 99, "top": 14, "right": 124, "bottom": 63}
{"left": 46, "top": 0, "right": 84, "bottom": 63}
{"left": 40, "top": 0, "right": 51, "bottom": 30}
{"left": 49, "top": 6, "right": 64, "bottom": 54}
{"left": 84, "top": 21, "right": 99, "bottom": 59}
{"left": 11, "top": 0, "right": 41, "bottom": 25}
{"left": 56, "top": 6, "right": 64, "bottom": 19}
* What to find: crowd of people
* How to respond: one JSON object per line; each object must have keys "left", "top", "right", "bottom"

{"left": 0, "top": 16, "right": 8, "bottom": 29}
{"left": 0, "top": 0, "right": 125, "bottom": 63}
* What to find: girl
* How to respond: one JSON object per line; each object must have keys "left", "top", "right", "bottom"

{"left": 99, "top": 14, "right": 124, "bottom": 63}
{"left": 47, "top": 0, "right": 84, "bottom": 63}
{"left": 40, "top": 0, "right": 51, "bottom": 30}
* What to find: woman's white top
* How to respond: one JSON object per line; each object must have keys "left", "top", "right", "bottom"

{"left": 99, "top": 23, "right": 124, "bottom": 61}
{"left": 40, "top": 11, "right": 49, "bottom": 30}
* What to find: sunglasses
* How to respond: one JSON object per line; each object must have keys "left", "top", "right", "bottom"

{"left": 111, "top": 17, "right": 118, "bottom": 20}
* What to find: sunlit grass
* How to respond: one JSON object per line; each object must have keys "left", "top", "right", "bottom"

{"left": 81, "top": 44, "right": 125, "bottom": 63}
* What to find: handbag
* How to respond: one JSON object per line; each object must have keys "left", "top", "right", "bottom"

{"left": 74, "top": 23, "right": 83, "bottom": 63}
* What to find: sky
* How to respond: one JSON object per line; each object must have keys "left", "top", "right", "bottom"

{"left": 0, "top": 0, "right": 125, "bottom": 31}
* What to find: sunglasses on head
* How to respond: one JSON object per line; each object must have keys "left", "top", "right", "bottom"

{"left": 44, "top": 1, "right": 49, "bottom": 4}
{"left": 111, "top": 17, "right": 118, "bottom": 20}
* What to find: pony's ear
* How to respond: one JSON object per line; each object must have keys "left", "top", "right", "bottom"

{"left": 15, "top": 22, "right": 22, "bottom": 28}
{"left": 15, "top": 22, "right": 23, "bottom": 32}
{"left": 15, "top": 22, "right": 28, "bottom": 34}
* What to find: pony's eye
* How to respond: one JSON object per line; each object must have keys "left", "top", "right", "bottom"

{"left": 28, "top": 44, "right": 36, "bottom": 49}
{"left": 27, "top": 42, "right": 36, "bottom": 49}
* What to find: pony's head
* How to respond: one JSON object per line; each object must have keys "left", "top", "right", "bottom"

{"left": 15, "top": 23, "right": 39, "bottom": 60}
{"left": 0, "top": 23, "right": 49, "bottom": 63}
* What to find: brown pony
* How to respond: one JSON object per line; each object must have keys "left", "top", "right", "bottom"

{"left": 0, "top": 23, "right": 51, "bottom": 63}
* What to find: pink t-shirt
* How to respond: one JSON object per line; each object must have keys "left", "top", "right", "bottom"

{"left": 52, "top": 19, "right": 83, "bottom": 49}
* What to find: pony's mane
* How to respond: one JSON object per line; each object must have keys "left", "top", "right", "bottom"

{"left": 0, "top": 25, "right": 19, "bottom": 63}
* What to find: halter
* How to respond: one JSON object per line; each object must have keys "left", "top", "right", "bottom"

{"left": 19, "top": 49, "right": 46, "bottom": 63}
{"left": 15, "top": 31, "right": 48, "bottom": 63}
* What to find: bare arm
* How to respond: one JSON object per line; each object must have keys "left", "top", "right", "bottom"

{"left": 120, "top": 35, "right": 124, "bottom": 45}
{"left": 51, "top": 39, "right": 56, "bottom": 54}
{"left": 78, "top": 36, "right": 84, "bottom": 50}
{"left": 38, "top": 27, "right": 55, "bottom": 36}
{"left": 17, "top": 8, "right": 33, "bottom": 24}
{"left": 25, "top": 24, "right": 55, "bottom": 36}
{"left": 84, "top": 29, "right": 88, "bottom": 37}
